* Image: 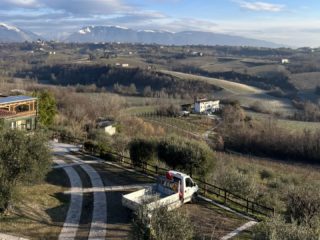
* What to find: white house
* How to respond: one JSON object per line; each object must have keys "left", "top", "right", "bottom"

{"left": 194, "top": 99, "right": 220, "bottom": 113}
{"left": 281, "top": 59, "right": 290, "bottom": 64}
{"left": 104, "top": 125, "right": 116, "bottom": 136}
{"left": 96, "top": 120, "right": 116, "bottom": 136}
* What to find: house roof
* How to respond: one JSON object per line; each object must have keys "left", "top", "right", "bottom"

{"left": 195, "top": 99, "right": 219, "bottom": 103}
{"left": 0, "top": 95, "right": 37, "bottom": 105}
{"left": 96, "top": 120, "right": 114, "bottom": 128}
{"left": 0, "top": 109, "right": 15, "bottom": 118}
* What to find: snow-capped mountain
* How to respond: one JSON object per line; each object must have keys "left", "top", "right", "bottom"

{"left": 66, "top": 25, "right": 283, "bottom": 48}
{"left": 0, "top": 23, "right": 39, "bottom": 42}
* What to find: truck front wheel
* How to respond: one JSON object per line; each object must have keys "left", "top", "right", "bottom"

{"left": 190, "top": 193, "right": 198, "bottom": 203}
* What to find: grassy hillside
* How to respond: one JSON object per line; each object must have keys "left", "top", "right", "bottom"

{"left": 0, "top": 169, "right": 69, "bottom": 239}
{"left": 161, "top": 70, "right": 294, "bottom": 114}
{"left": 290, "top": 72, "right": 320, "bottom": 90}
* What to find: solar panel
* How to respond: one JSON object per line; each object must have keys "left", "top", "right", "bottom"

{"left": 0, "top": 96, "right": 37, "bottom": 105}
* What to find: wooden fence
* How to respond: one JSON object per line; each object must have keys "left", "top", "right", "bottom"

{"left": 52, "top": 132, "right": 275, "bottom": 219}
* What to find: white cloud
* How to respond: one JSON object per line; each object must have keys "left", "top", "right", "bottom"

{"left": 0, "top": 0, "right": 134, "bottom": 14}
{"left": 1, "top": 0, "right": 40, "bottom": 8}
{"left": 0, "top": 0, "right": 318, "bottom": 47}
{"left": 235, "top": 1, "right": 285, "bottom": 12}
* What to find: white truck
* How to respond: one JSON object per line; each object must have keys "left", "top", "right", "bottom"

{"left": 122, "top": 170, "right": 199, "bottom": 212}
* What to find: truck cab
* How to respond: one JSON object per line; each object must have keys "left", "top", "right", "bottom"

{"left": 162, "top": 170, "right": 198, "bottom": 203}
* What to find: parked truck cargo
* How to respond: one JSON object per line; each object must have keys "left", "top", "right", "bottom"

{"left": 122, "top": 170, "right": 198, "bottom": 212}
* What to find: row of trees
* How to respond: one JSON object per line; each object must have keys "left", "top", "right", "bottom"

{"left": 219, "top": 104, "right": 320, "bottom": 164}
{"left": 292, "top": 100, "right": 320, "bottom": 122}
{"left": 19, "top": 64, "right": 218, "bottom": 97}
{"left": 129, "top": 136, "right": 214, "bottom": 179}
{"left": 172, "top": 64, "right": 295, "bottom": 92}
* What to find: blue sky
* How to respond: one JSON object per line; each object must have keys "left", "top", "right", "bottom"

{"left": 0, "top": 0, "right": 319, "bottom": 46}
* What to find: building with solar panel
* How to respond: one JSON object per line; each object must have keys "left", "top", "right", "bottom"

{"left": 0, "top": 96, "right": 38, "bottom": 130}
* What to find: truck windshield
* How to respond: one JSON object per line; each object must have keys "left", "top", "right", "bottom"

{"left": 173, "top": 176, "right": 181, "bottom": 183}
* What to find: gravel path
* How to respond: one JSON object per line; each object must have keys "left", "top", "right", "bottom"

{"left": 0, "top": 233, "right": 29, "bottom": 240}
{"left": 52, "top": 158, "right": 83, "bottom": 240}
{"left": 62, "top": 153, "right": 107, "bottom": 240}
{"left": 52, "top": 142, "right": 107, "bottom": 239}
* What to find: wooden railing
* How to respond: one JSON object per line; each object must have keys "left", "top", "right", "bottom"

{"left": 13, "top": 110, "right": 37, "bottom": 118}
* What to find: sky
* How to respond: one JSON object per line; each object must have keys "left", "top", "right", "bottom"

{"left": 0, "top": 0, "right": 319, "bottom": 47}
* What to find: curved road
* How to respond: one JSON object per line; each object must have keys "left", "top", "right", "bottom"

{"left": 52, "top": 142, "right": 255, "bottom": 240}
{"left": 52, "top": 143, "right": 107, "bottom": 240}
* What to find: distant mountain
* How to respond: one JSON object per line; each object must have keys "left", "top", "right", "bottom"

{"left": 66, "top": 25, "right": 283, "bottom": 48}
{"left": 0, "top": 23, "right": 39, "bottom": 42}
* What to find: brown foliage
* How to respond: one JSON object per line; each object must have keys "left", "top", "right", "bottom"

{"left": 119, "top": 116, "right": 165, "bottom": 138}
{"left": 220, "top": 105, "right": 320, "bottom": 163}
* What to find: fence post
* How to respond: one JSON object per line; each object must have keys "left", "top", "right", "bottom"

{"left": 224, "top": 191, "right": 227, "bottom": 204}
{"left": 246, "top": 199, "right": 249, "bottom": 213}
{"left": 204, "top": 183, "right": 207, "bottom": 196}
{"left": 155, "top": 165, "right": 158, "bottom": 175}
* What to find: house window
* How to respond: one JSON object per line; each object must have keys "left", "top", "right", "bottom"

{"left": 16, "top": 120, "right": 27, "bottom": 130}
{"left": 15, "top": 104, "right": 29, "bottom": 113}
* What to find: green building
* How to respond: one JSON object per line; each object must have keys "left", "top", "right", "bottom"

{"left": 0, "top": 96, "right": 37, "bottom": 130}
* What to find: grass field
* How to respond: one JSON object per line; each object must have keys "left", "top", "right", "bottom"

{"left": 162, "top": 70, "right": 262, "bottom": 94}
{"left": 212, "top": 151, "right": 320, "bottom": 217}
{"left": 0, "top": 169, "right": 70, "bottom": 239}
{"left": 215, "top": 151, "right": 320, "bottom": 183}
{"left": 247, "top": 111, "right": 320, "bottom": 133}
{"left": 142, "top": 114, "right": 212, "bottom": 136}
{"left": 291, "top": 72, "right": 320, "bottom": 90}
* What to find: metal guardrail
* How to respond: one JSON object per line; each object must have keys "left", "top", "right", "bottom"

{"left": 52, "top": 132, "right": 275, "bottom": 218}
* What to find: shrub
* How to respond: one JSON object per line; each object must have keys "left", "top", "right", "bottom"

{"left": 250, "top": 101, "right": 270, "bottom": 114}
{"left": 221, "top": 103, "right": 246, "bottom": 127}
{"left": 129, "top": 139, "right": 156, "bottom": 168}
{"left": 260, "top": 169, "right": 274, "bottom": 180}
{"left": 32, "top": 90, "right": 57, "bottom": 127}
{"left": 0, "top": 129, "right": 51, "bottom": 212}
{"left": 132, "top": 204, "right": 193, "bottom": 240}
{"left": 157, "top": 135, "right": 215, "bottom": 178}
{"left": 253, "top": 216, "right": 320, "bottom": 240}
{"left": 213, "top": 165, "right": 258, "bottom": 198}
{"left": 156, "top": 104, "right": 181, "bottom": 117}
{"left": 285, "top": 185, "right": 320, "bottom": 227}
